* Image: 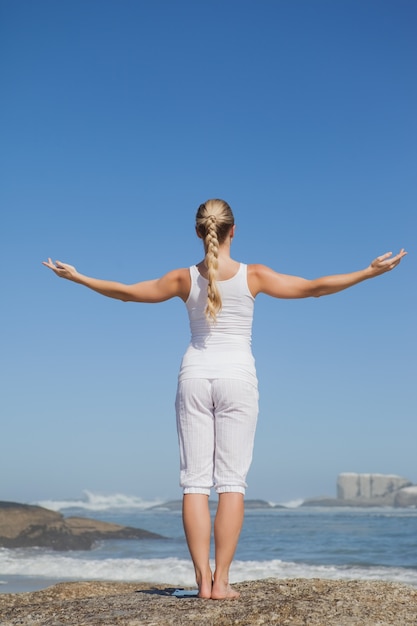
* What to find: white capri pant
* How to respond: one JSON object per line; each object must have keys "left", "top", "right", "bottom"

{"left": 175, "top": 378, "right": 259, "bottom": 495}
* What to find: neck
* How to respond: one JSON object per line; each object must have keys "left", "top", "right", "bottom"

{"left": 204, "top": 240, "right": 232, "bottom": 257}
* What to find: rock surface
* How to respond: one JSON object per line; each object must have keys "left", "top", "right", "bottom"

{"left": 0, "top": 579, "right": 416, "bottom": 625}
{"left": 0, "top": 502, "right": 163, "bottom": 550}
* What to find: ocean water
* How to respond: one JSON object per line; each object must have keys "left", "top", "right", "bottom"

{"left": 1, "top": 491, "right": 417, "bottom": 594}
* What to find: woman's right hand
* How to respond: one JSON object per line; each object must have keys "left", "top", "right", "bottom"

{"left": 42, "top": 258, "right": 79, "bottom": 281}
{"left": 368, "top": 249, "right": 407, "bottom": 277}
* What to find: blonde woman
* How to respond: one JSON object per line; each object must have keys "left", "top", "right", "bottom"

{"left": 43, "top": 199, "right": 406, "bottom": 599}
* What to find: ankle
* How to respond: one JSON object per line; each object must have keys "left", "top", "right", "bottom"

{"left": 213, "top": 571, "right": 229, "bottom": 585}
{"left": 211, "top": 577, "right": 239, "bottom": 600}
{"left": 195, "top": 564, "right": 212, "bottom": 581}
{"left": 195, "top": 566, "right": 213, "bottom": 599}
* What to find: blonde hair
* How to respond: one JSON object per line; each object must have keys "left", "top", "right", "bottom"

{"left": 196, "top": 199, "right": 235, "bottom": 322}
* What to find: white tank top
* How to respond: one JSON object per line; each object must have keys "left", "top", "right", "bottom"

{"left": 178, "top": 263, "right": 257, "bottom": 385}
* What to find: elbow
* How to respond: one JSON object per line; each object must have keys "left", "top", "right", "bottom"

{"left": 120, "top": 287, "right": 137, "bottom": 302}
{"left": 311, "top": 284, "right": 338, "bottom": 298}
{"left": 307, "top": 281, "right": 326, "bottom": 298}
{"left": 302, "top": 281, "right": 321, "bottom": 298}
{"left": 120, "top": 293, "right": 134, "bottom": 302}
{"left": 117, "top": 291, "right": 133, "bottom": 302}
{"left": 312, "top": 289, "right": 325, "bottom": 298}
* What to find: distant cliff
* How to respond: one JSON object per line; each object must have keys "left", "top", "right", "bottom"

{"left": 303, "top": 473, "right": 417, "bottom": 507}
{"left": 0, "top": 501, "right": 164, "bottom": 550}
{"left": 337, "top": 473, "right": 414, "bottom": 504}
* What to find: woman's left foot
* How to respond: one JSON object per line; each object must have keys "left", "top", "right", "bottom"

{"left": 196, "top": 568, "right": 213, "bottom": 599}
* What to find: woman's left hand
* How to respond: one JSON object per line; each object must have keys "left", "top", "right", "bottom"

{"left": 42, "top": 258, "right": 79, "bottom": 281}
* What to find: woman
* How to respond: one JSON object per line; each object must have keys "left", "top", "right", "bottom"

{"left": 43, "top": 199, "right": 406, "bottom": 600}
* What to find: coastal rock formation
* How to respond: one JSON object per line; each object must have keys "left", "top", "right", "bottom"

{"left": 0, "top": 502, "right": 163, "bottom": 551}
{"left": 0, "top": 579, "right": 416, "bottom": 625}
{"left": 337, "top": 473, "right": 412, "bottom": 501}
{"left": 394, "top": 485, "right": 417, "bottom": 507}
{"left": 301, "top": 473, "right": 417, "bottom": 508}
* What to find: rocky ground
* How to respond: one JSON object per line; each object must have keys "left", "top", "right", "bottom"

{"left": 0, "top": 578, "right": 416, "bottom": 625}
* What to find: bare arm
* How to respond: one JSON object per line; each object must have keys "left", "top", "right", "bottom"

{"left": 248, "top": 249, "right": 407, "bottom": 299}
{"left": 42, "top": 259, "right": 190, "bottom": 302}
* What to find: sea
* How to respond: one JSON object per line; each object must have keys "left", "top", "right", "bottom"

{"left": 1, "top": 491, "right": 417, "bottom": 594}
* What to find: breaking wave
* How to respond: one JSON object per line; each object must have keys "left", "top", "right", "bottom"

{"left": 34, "top": 490, "right": 165, "bottom": 512}
{"left": 1, "top": 549, "right": 416, "bottom": 588}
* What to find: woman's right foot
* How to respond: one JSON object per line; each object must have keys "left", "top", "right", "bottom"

{"left": 211, "top": 580, "right": 240, "bottom": 600}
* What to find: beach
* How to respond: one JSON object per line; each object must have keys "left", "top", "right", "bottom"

{"left": 2, "top": 498, "right": 417, "bottom": 595}
{"left": 1, "top": 578, "right": 416, "bottom": 625}
{"left": 2, "top": 498, "right": 417, "bottom": 623}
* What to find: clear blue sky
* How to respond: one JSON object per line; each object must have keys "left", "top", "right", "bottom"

{"left": 1, "top": 0, "right": 415, "bottom": 505}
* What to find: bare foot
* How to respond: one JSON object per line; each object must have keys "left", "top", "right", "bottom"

{"left": 211, "top": 581, "right": 240, "bottom": 600}
{"left": 196, "top": 567, "right": 213, "bottom": 599}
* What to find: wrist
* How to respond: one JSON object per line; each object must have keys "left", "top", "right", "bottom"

{"left": 71, "top": 271, "right": 84, "bottom": 284}
{"left": 365, "top": 265, "right": 378, "bottom": 279}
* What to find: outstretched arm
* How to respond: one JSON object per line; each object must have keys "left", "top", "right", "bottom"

{"left": 42, "top": 259, "right": 190, "bottom": 302}
{"left": 248, "top": 249, "right": 407, "bottom": 299}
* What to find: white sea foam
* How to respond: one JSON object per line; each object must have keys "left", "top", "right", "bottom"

{"left": 276, "top": 499, "right": 304, "bottom": 509}
{"left": 34, "top": 490, "right": 164, "bottom": 512}
{"left": 1, "top": 550, "right": 416, "bottom": 588}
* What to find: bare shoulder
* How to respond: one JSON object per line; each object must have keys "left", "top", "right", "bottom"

{"left": 247, "top": 264, "right": 311, "bottom": 299}
{"left": 166, "top": 267, "right": 190, "bottom": 279}
{"left": 164, "top": 267, "right": 190, "bottom": 301}
{"left": 247, "top": 264, "right": 271, "bottom": 296}
{"left": 247, "top": 263, "right": 270, "bottom": 277}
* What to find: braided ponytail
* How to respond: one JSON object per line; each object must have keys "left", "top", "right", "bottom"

{"left": 205, "top": 215, "right": 221, "bottom": 321}
{"left": 195, "top": 199, "right": 235, "bottom": 322}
